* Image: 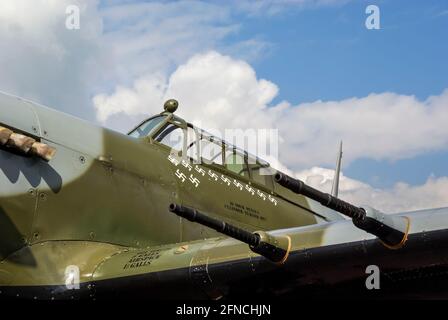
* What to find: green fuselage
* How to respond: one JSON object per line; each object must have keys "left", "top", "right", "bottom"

{"left": 0, "top": 92, "right": 334, "bottom": 272}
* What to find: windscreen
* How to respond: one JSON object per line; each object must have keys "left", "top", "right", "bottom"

{"left": 128, "top": 116, "right": 166, "bottom": 138}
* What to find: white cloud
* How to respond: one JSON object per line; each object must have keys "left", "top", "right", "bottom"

{"left": 98, "top": 1, "right": 241, "bottom": 85}
{"left": 277, "top": 90, "right": 448, "bottom": 168}
{"left": 94, "top": 51, "right": 281, "bottom": 132}
{"left": 0, "top": 0, "right": 103, "bottom": 119}
{"left": 0, "top": 0, "right": 274, "bottom": 120}
{"left": 95, "top": 1, "right": 285, "bottom": 90}
{"left": 93, "top": 73, "right": 168, "bottom": 123}
{"left": 296, "top": 167, "right": 448, "bottom": 213}
{"left": 94, "top": 51, "right": 448, "bottom": 170}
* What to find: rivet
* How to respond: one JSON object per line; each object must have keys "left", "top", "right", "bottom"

{"left": 28, "top": 188, "right": 36, "bottom": 198}
{"left": 39, "top": 193, "right": 47, "bottom": 201}
{"left": 79, "top": 156, "right": 86, "bottom": 164}
{"left": 32, "top": 126, "right": 38, "bottom": 133}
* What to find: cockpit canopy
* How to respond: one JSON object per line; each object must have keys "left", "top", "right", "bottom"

{"left": 128, "top": 112, "right": 272, "bottom": 185}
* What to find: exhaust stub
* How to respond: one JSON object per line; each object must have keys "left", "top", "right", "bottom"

{"left": 0, "top": 126, "right": 56, "bottom": 161}
{"left": 7, "top": 133, "right": 36, "bottom": 153}
{"left": 30, "top": 142, "right": 57, "bottom": 162}
{"left": 0, "top": 127, "right": 13, "bottom": 145}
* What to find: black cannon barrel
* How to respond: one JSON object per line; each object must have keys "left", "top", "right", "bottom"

{"left": 169, "top": 204, "right": 291, "bottom": 262}
{"left": 274, "top": 172, "right": 410, "bottom": 249}
{"left": 169, "top": 203, "right": 260, "bottom": 247}
{"left": 274, "top": 172, "right": 366, "bottom": 221}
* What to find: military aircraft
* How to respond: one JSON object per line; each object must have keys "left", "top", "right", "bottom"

{"left": 1, "top": 91, "right": 448, "bottom": 300}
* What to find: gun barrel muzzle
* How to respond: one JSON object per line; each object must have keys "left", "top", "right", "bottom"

{"left": 169, "top": 204, "right": 291, "bottom": 263}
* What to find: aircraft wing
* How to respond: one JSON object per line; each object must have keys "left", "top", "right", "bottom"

{"left": 2, "top": 206, "right": 448, "bottom": 299}
{"left": 62, "top": 206, "right": 448, "bottom": 299}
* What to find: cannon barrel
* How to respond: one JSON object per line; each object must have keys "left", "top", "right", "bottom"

{"left": 169, "top": 204, "right": 291, "bottom": 263}
{"left": 169, "top": 203, "right": 259, "bottom": 247}
{"left": 274, "top": 172, "right": 366, "bottom": 220}
{"left": 274, "top": 172, "right": 410, "bottom": 249}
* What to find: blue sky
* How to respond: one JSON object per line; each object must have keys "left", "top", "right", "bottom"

{"left": 215, "top": 0, "right": 448, "bottom": 188}
{"left": 245, "top": 1, "right": 448, "bottom": 102}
